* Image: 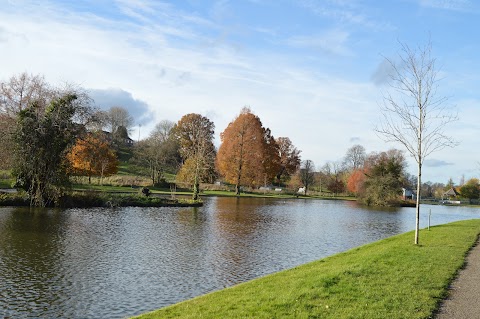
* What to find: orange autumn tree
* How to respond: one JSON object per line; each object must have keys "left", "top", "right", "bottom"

{"left": 67, "top": 134, "right": 118, "bottom": 184}
{"left": 217, "top": 107, "right": 280, "bottom": 195}
{"left": 346, "top": 169, "right": 367, "bottom": 196}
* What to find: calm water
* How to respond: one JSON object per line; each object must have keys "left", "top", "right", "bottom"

{"left": 1, "top": 197, "right": 479, "bottom": 318}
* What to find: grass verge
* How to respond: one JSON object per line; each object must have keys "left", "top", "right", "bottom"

{"left": 133, "top": 219, "right": 480, "bottom": 319}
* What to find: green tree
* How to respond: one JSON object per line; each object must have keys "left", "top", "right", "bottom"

{"left": 360, "top": 150, "right": 406, "bottom": 206}
{"left": 275, "top": 137, "right": 301, "bottom": 185}
{"left": 13, "top": 94, "right": 82, "bottom": 206}
{"left": 460, "top": 179, "right": 480, "bottom": 204}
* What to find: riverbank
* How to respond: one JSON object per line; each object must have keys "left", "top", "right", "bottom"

{"left": 0, "top": 191, "right": 202, "bottom": 208}
{"left": 69, "top": 183, "right": 356, "bottom": 201}
{"left": 133, "top": 219, "right": 480, "bottom": 319}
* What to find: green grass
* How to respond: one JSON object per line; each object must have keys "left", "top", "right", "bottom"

{"left": 70, "top": 184, "right": 356, "bottom": 201}
{"left": 0, "top": 170, "right": 14, "bottom": 188}
{"left": 0, "top": 190, "right": 202, "bottom": 208}
{"left": 133, "top": 219, "right": 480, "bottom": 319}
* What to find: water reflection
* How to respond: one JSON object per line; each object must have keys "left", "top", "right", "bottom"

{"left": 0, "top": 200, "right": 479, "bottom": 318}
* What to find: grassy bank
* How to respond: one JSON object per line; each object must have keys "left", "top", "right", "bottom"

{"left": 0, "top": 191, "right": 202, "bottom": 208}
{"left": 70, "top": 183, "right": 355, "bottom": 201}
{"left": 134, "top": 219, "right": 480, "bottom": 319}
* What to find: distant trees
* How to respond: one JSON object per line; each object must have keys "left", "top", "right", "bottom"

{"left": 0, "top": 72, "right": 52, "bottom": 117}
{"left": 276, "top": 137, "right": 301, "bottom": 184}
{"left": 319, "top": 161, "right": 346, "bottom": 196}
{"left": 67, "top": 135, "right": 118, "bottom": 184}
{"left": 217, "top": 108, "right": 280, "bottom": 195}
{"left": 346, "top": 169, "right": 367, "bottom": 196}
{"left": 105, "top": 106, "right": 134, "bottom": 134}
{"left": 460, "top": 179, "right": 480, "bottom": 204}
{"left": 343, "top": 144, "right": 366, "bottom": 171}
{"left": 375, "top": 40, "right": 458, "bottom": 244}
{"left": 1, "top": 73, "right": 53, "bottom": 170}
{"left": 299, "top": 160, "right": 315, "bottom": 195}
{"left": 134, "top": 120, "right": 180, "bottom": 186}
{"left": 175, "top": 113, "right": 216, "bottom": 200}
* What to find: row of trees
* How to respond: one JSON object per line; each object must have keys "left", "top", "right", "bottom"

{"left": 0, "top": 71, "right": 448, "bottom": 207}
{"left": 1, "top": 73, "right": 305, "bottom": 204}
{"left": 134, "top": 107, "right": 302, "bottom": 199}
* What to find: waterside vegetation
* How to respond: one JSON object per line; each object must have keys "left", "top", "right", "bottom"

{"left": 0, "top": 190, "right": 201, "bottom": 208}
{"left": 134, "top": 219, "right": 480, "bottom": 319}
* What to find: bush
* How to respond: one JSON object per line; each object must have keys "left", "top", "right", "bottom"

{"left": 0, "top": 192, "right": 30, "bottom": 206}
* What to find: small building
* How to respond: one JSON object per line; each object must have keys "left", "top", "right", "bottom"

{"left": 442, "top": 187, "right": 459, "bottom": 200}
{"left": 402, "top": 188, "right": 416, "bottom": 200}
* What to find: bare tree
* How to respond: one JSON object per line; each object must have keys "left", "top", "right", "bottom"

{"left": 300, "top": 159, "right": 315, "bottom": 195}
{"left": 106, "top": 106, "right": 134, "bottom": 133}
{"left": 151, "top": 120, "right": 175, "bottom": 142}
{"left": 375, "top": 40, "right": 458, "bottom": 244}
{"left": 0, "top": 72, "right": 52, "bottom": 117}
{"left": 343, "top": 144, "right": 366, "bottom": 171}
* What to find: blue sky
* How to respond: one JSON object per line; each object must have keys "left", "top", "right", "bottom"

{"left": 1, "top": 0, "right": 479, "bottom": 184}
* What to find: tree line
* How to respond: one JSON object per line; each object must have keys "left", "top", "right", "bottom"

{"left": 0, "top": 73, "right": 304, "bottom": 204}
{"left": 1, "top": 71, "right": 470, "bottom": 207}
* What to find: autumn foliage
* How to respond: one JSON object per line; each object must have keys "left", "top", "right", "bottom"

{"left": 347, "top": 169, "right": 367, "bottom": 195}
{"left": 67, "top": 135, "right": 118, "bottom": 183}
{"left": 276, "top": 137, "right": 301, "bottom": 183}
{"left": 174, "top": 113, "right": 216, "bottom": 199}
{"left": 217, "top": 108, "right": 280, "bottom": 194}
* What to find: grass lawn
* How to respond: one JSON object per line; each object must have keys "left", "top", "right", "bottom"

{"left": 133, "top": 219, "right": 480, "bottom": 319}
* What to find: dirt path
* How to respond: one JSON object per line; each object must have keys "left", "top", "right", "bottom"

{"left": 435, "top": 240, "right": 480, "bottom": 319}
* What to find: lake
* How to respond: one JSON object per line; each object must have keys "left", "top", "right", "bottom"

{"left": 1, "top": 197, "right": 479, "bottom": 318}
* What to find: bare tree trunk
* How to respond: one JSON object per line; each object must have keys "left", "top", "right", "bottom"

{"left": 193, "top": 159, "right": 200, "bottom": 201}
{"left": 415, "top": 162, "right": 422, "bottom": 244}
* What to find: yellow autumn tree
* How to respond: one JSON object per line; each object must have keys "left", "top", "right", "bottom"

{"left": 174, "top": 113, "right": 216, "bottom": 200}
{"left": 67, "top": 134, "right": 118, "bottom": 184}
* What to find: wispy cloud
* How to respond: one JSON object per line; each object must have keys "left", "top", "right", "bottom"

{"left": 424, "top": 159, "right": 454, "bottom": 167}
{"left": 286, "top": 29, "right": 352, "bottom": 56}
{"left": 371, "top": 59, "right": 395, "bottom": 86}
{"left": 419, "top": 0, "right": 472, "bottom": 11}
{"left": 297, "top": 0, "right": 388, "bottom": 30}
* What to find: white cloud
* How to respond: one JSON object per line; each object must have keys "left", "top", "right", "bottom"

{"left": 88, "top": 88, "right": 151, "bottom": 125}
{"left": 1, "top": 1, "right": 477, "bottom": 183}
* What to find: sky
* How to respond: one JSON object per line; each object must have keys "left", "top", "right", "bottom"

{"left": 1, "top": 0, "right": 479, "bottom": 184}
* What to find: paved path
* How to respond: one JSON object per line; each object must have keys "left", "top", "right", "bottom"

{"left": 436, "top": 240, "right": 480, "bottom": 319}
